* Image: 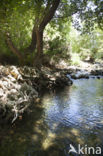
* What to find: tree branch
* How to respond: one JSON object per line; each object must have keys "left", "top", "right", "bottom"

{"left": 40, "top": 0, "right": 61, "bottom": 31}
{"left": 6, "top": 33, "right": 24, "bottom": 61}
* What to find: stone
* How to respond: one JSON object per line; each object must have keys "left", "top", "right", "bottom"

{"left": 0, "top": 65, "right": 73, "bottom": 123}
{"left": 0, "top": 89, "right": 4, "bottom": 97}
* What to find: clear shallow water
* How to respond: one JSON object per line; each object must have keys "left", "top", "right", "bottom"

{"left": 0, "top": 79, "right": 103, "bottom": 156}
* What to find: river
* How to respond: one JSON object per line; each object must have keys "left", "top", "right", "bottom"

{"left": 0, "top": 78, "right": 103, "bottom": 156}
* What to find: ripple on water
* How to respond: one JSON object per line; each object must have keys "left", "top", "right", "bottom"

{"left": 1, "top": 78, "right": 103, "bottom": 156}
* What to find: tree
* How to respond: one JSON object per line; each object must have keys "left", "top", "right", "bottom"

{"left": 32, "top": 0, "right": 61, "bottom": 65}
{"left": 0, "top": 0, "right": 103, "bottom": 66}
{"left": 0, "top": 0, "right": 61, "bottom": 66}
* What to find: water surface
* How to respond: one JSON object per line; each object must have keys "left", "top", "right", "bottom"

{"left": 0, "top": 78, "right": 103, "bottom": 156}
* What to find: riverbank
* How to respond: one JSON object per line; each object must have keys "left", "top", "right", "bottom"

{"left": 0, "top": 65, "right": 72, "bottom": 124}
{"left": 0, "top": 62, "right": 103, "bottom": 124}
{"left": 56, "top": 60, "right": 103, "bottom": 79}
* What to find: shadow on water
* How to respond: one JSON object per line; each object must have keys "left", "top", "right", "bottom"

{"left": 0, "top": 78, "right": 103, "bottom": 156}
{"left": 0, "top": 104, "right": 66, "bottom": 156}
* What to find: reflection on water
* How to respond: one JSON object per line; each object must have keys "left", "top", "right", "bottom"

{"left": 0, "top": 79, "right": 103, "bottom": 156}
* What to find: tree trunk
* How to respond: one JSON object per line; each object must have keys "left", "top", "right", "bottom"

{"left": 34, "top": 0, "right": 60, "bottom": 66}
{"left": 33, "top": 29, "right": 43, "bottom": 67}
{"left": 6, "top": 33, "right": 24, "bottom": 64}
{"left": 24, "top": 25, "right": 37, "bottom": 53}
{"left": 40, "top": 0, "right": 61, "bottom": 31}
{"left": 36, "top": 30, "right": 43, "bottom": 57}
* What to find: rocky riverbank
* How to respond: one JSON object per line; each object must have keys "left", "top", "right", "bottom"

{"left": 60, "top": 61, "right": 103, "bottom": 79}
{"left": 56, "top": 61, "right": 103, "bottom": 79}
{"left": 66, "top": 68, "right": 103, "bottom": 79}
{"left": 0, "top": 63, "right": 103, "bottom": 124}
{"left": 0, "top": 65, "right": 72, "bottom": 124}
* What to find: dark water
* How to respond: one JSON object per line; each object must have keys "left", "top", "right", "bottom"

{"left": 0, "top": 79, "right": 103, "bottom": 156}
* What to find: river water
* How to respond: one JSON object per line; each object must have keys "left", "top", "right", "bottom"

{"left": 0, "top": 78, "right": 103, "bottom": 156}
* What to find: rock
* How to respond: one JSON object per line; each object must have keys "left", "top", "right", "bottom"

{"left": 70, "top": 71, "right": 89, "bottom": 79}
{"left": 0, "top": 65, "right": 73, "bottom": 124}
{"left": 0, "top": 66, "right": 39, "bottom": 123}
{"left": 0, "top": 89, "right": 4, "bottom": 97}
{"left": 20, "top": 82, "right": 38, "bottom": 97}
{"left": 55, "top": 76, "right": 72, "bottom": 87}
{"left": 7, "top": 75, "right": 16, "bottom": 82}
{"left": 10, "top": 89, "right": 17, "bottom": 94}
{"left": 91, "top": 70, "right": 103, "bottom": 76}
{"left": 9, "top": 66, "right": 21, "bottom": 79}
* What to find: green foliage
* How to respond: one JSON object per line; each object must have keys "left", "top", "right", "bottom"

{"left": 0, "top": 1, "right": 35, "bottom": 64}
{"left": 44, "top": 20, "right": 71, "bottom": 60}
{"left": 44, "top": 19, "right": 103, "bottom": 65}
{"left": 0, "top": 0, "right": 103, "bottom": 65}
{"left": 68, "top": 26, "right": 103, "bottom": 63}
{"left": 70, "top": 53, "right": 81, "bottom": 65}
{"left": 8, "top": 9, "right": 35, "bottom": 49}
{"left": 0, "top": 7, "right": 35, "bottom": 48}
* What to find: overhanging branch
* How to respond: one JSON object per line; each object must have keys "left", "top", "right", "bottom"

{"left": 6, "top": 33, "right": 24, "bottom": 61}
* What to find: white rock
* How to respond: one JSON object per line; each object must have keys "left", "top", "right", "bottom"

{"left": 10, "top": 89, "right": 17, "bottom": 94}
{"left": 0, "top": 89, "right": 4, "bottom": 97}
{"left": 8, "top": 75, "right": 16, "bottom": 82}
